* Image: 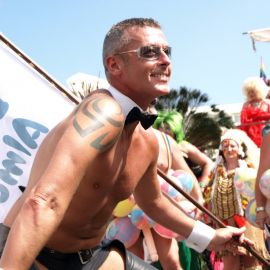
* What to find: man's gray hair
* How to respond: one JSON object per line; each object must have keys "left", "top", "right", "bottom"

{"left": 102, "top": 18, "right": 161, "bottom": 75}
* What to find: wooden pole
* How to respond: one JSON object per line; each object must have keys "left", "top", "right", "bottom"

{"left": 157, "top": 168, "right": 270, "bottom": 268}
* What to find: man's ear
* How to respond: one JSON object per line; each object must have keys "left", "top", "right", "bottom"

{"left": 105, "top": 55, "right": 123, "bottom": 76}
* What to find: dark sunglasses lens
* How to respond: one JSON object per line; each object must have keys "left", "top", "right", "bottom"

{"left": 139, "top": 46, "right": 171, "bottom": 59}
{"left": 140, "top": 46, "right": 160, "bottom": 59}
{"left": 164, "top": 47, "right": 171, "bottom": 58}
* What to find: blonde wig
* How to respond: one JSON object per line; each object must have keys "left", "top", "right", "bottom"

{"left": 242, "top": 76, "right": 269, "bottom": 101}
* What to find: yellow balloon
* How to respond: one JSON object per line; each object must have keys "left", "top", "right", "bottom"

{"left": 113, "top": 197, "right": 135, "bottom": 217}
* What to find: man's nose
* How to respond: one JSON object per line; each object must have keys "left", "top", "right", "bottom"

{"left": 159, "top": 50, "right": 171, "bottom": 65}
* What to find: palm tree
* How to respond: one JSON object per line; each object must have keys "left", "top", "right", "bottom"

{"left": 155, "top": 86, "right": 235, "bottom": 151}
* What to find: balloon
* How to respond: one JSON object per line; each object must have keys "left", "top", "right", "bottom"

{"left": 234, "top": 167, "right": 256, "bottom": 200}
{"left": 170, "top": 169, "right": 194, "bottom": 194}
{"left": 159, "top": 170, "right": 193, "bottom": 203}
{"left": 129, "top": 205, "right": 155, "bottom": 229}
{"left": 259, "top": 169, "right": 270, "bottom": 199}
{"left": 105, "top": 217, "right": 140, "bottom": 248}
{"left": 113, "top": 196, "right": 135, "bottom": 217}
{"left": 245, "top": 198, "right": 259, "bottom": 228}
{"left": 159, "top": 177, "right": 180, "bottom": 201}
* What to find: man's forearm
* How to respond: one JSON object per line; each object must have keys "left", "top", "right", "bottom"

{"left": 140, "top": 193, "right": 195, "bottom": 238}
{"left": 0, "top": 200, "right": 62, "bottom": 269}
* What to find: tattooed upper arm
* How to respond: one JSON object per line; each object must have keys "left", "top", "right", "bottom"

{"left": 72, "top": 94, "right": 124, "bottom": 152}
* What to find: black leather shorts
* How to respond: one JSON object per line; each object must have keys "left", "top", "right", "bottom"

{"left": 0, "top": 223, "right": 157, "bottom": 269}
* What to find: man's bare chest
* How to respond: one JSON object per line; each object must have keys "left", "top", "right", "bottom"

{"left": 79, "top": 135, "right": 150, "bottom": 199}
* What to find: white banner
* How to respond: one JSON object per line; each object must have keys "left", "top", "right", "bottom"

{"left": 248, "top": 28, "right": 270, "bottom": 42}
{"left": 0, "top": 34, "right": 75, "bottom": 221}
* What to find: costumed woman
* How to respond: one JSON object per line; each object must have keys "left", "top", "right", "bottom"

{"left": 153, "top": 111, "right": 214, "bottom": 190}
{"left": 152, "top": 110, "right": 213, "bottom": 270}
{"left": 240, "top": 76, "right": 270, "bottom": 147}
{"left": 208, "top": 129, "right": 269, "bottom": 270}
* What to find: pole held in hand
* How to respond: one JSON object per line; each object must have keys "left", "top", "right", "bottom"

{"left": 157, "top": 168, "right": 270, "bottom": 268}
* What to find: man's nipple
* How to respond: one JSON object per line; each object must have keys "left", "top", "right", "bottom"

{"left": 92, "top": 182, "right": 100, "bottom": 189}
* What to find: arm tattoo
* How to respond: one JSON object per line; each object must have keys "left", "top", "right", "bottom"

{"left": 73, "top": 97, "right": 123, "bottom": 151}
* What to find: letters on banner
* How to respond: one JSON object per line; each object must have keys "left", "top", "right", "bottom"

{"left": 0, "top": 35, "right": 75, "bottom": 221}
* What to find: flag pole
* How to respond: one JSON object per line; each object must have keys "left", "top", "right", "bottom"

{"left": 157, "top": 168, "right": 270, "bottom": 268}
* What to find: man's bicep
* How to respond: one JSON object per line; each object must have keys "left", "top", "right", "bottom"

{"left": 133, "top": 162, "right": 161, "bottom": 209}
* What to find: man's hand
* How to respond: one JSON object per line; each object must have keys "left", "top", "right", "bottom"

{"left": 207, "top": 226, "right": 254, "bottom": 254}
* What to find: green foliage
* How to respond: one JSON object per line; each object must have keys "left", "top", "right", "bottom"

{"left": 155, "top": 86, "right": 235, "bottom": 151}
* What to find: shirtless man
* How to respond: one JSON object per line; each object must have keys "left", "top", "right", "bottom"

{"left": 0, "top": 18, "right": 251, "bottom": 270}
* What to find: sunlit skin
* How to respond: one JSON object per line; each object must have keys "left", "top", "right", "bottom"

{"left": 107, "top": 26, "right": 171, "bottom": 110}
{"left": 221, "top": 139, "right": 239, "bottom": 161}
{"left": 247, "top": 89, "right": 260, "bottom": 102}
{"left": 158, "top": 124, "right": 175, "bottom": 139}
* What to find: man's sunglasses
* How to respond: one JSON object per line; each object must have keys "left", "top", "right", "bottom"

{"left": 115, "top": 45, "right": 171, "bottom": 60}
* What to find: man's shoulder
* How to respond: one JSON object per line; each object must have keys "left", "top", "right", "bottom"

{"left": 80, "top": 90, "right": 124, "bottom": 116}
{"left": 140, "top": 127, "right": 159, "bottom": 153}
{"left": 68, "top": 90, "right": 125, "bottom": 150}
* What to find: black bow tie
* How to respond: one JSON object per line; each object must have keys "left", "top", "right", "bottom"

{"left": 125, "top": 107, "right": 158, "bottom": 130}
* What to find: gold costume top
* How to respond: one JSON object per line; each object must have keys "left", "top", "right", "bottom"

{"left": 212, "top": 164, "right": 242, "bottom": 220}
{"left": 210, "top": 162, "right": 270, "bottom": 261}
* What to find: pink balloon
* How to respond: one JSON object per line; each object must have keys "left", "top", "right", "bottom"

{"left": 105, "top": 217, "right": 140, "bottom": 248}
{"left": 159, "top": 175, "right": 181, "bottom": 201}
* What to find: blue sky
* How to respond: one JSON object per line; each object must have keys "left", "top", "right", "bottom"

{"left": 1, "top": 1, "right": 270, "bottom": 105}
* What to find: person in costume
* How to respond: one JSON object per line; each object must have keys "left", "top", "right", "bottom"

{"left": 153, "top": 111, "right": 214, "bottom": 270}
{"left": 208, "top": 129, "right": 268, "bottom": 270}
{"left": 153, "top": 110, "right": 214, "bottom": 190}
{"left": 240, "top": 76, "right": 270, "bottom": 147}
{"left": 151, "top": 128, "right": 205, "bottom": 270}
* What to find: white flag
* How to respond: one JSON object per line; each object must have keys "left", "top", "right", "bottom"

{"left": 0, "top": 34, "right": 76, "bottom": 221}
{"left": 248, "top": 28, "right": 270, "bottom": 42}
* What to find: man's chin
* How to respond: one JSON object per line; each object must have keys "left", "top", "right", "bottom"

{"left": 156, "top": 87, "right": 170, "bottom": 96}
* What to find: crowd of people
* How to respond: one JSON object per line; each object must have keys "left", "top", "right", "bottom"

{"left": 1, "top": 17, "right": 270, "bottom": 270}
